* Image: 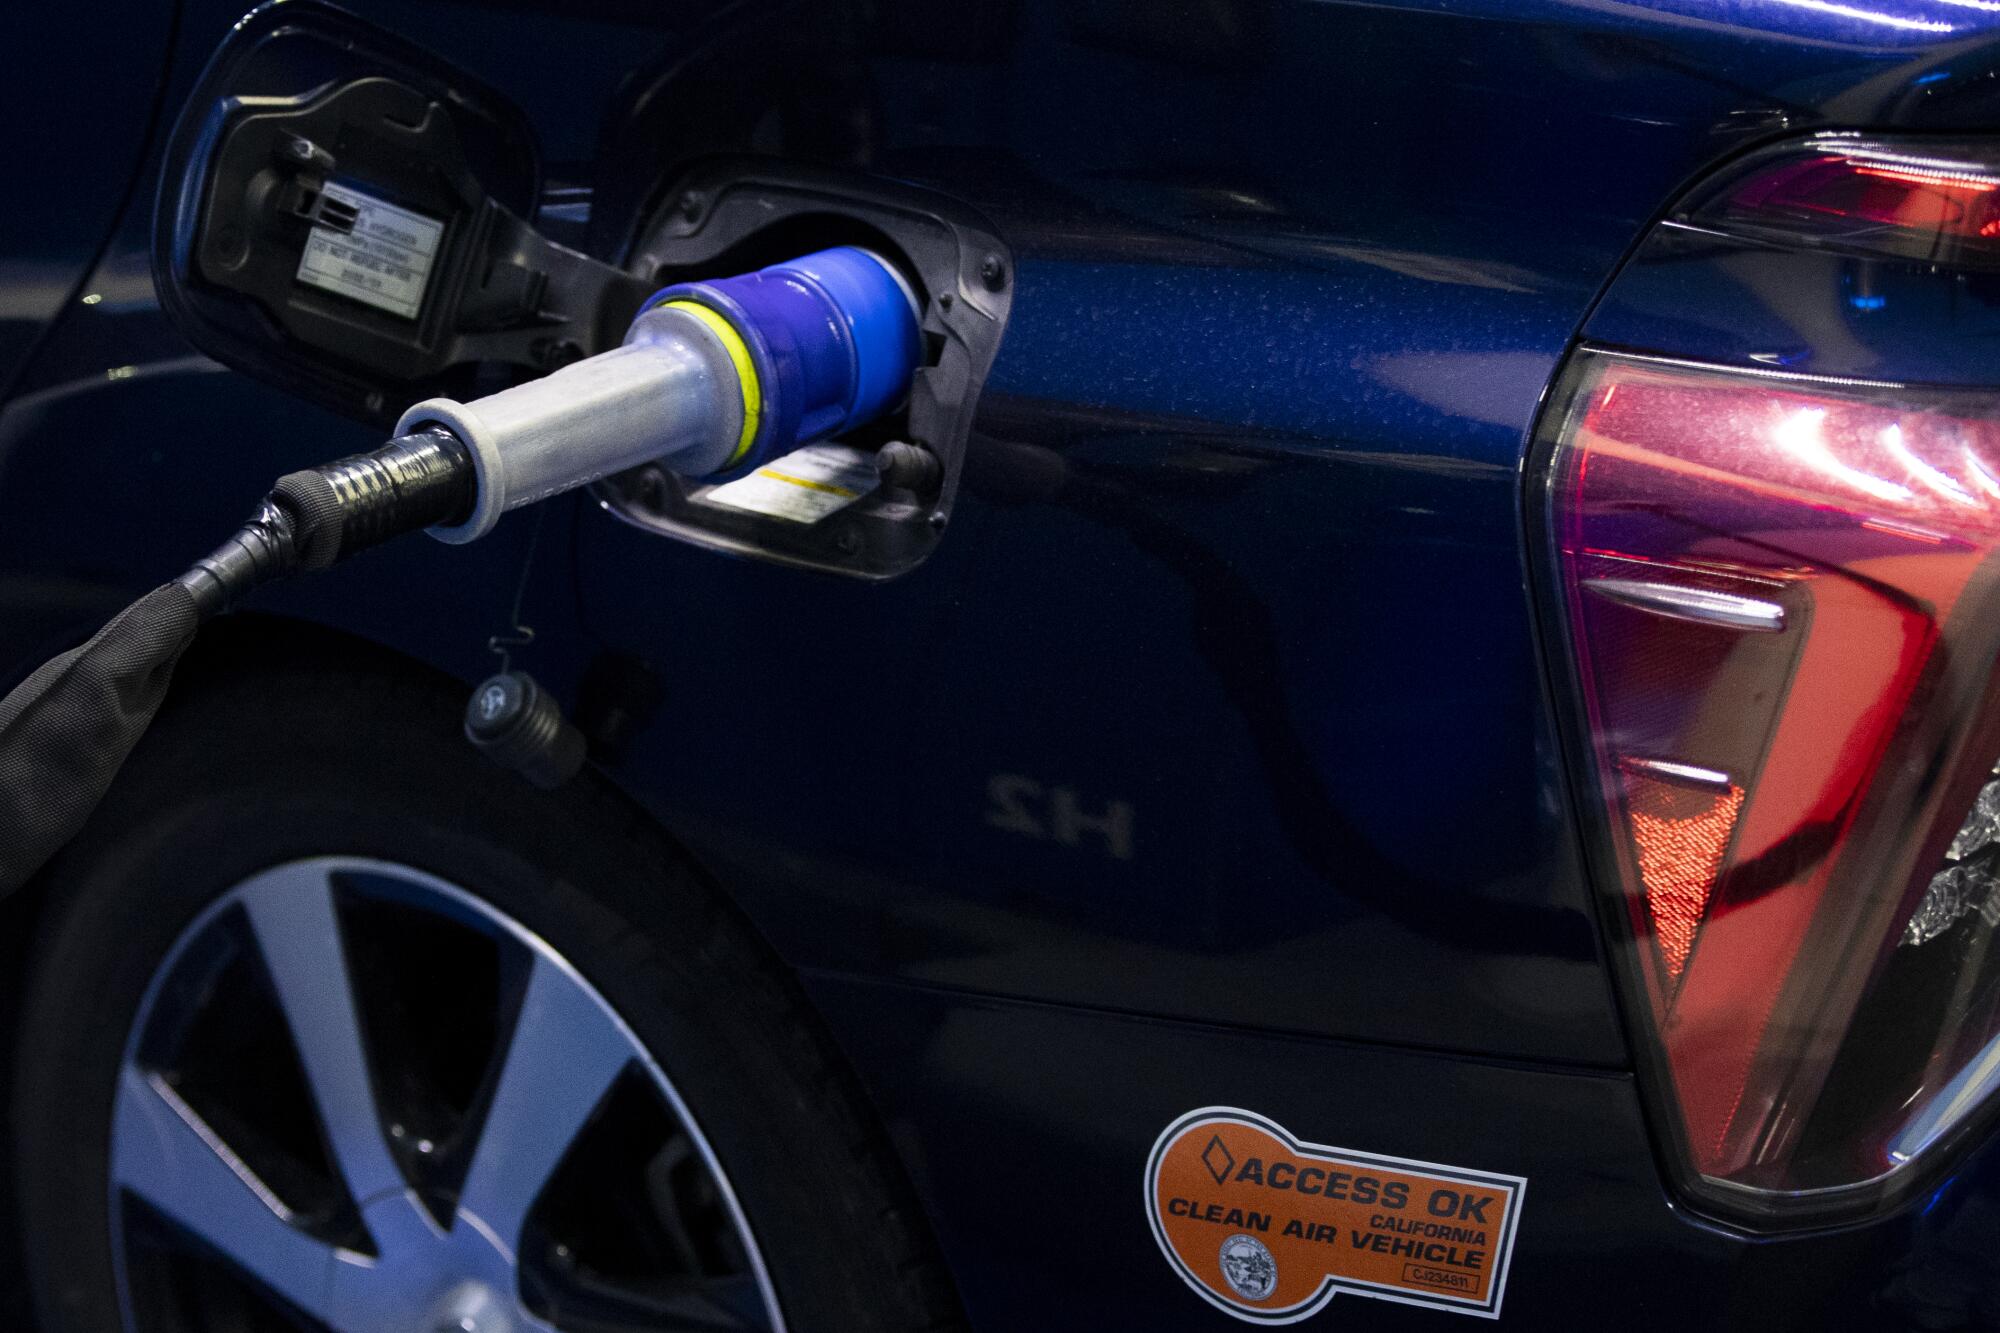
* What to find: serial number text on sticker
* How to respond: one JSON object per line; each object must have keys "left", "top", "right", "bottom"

{"left": 1145, "top": 1107, "right": 1526, "bottom": 1323}
{"left": 295, "top": 183, "right": 444, "bottom": 321}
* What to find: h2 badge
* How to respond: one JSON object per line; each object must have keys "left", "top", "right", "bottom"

{"left": 1146, "top": 1107, "right": 1526, "bottom": 1322}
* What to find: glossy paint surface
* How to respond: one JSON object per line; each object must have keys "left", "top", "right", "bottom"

{"left": 10, "top": 0, "right": 2000, "bottom": 1326}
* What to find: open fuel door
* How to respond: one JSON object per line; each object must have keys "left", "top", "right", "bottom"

{"left": 154, "top": 0, "right": 647, "bottom": 426}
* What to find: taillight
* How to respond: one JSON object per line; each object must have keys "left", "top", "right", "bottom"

{"left": 1542, "top": 348, "right": 2000, "bottom": 1220}
{"left": 1686, "top": 134, "right": 2000, "bottom": 270}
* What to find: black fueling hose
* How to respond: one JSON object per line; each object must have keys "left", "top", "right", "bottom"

{"left": 0, "top": 243, "right": 925, "bottom": 899}
{"left": 0, "top": 430, "right": 476, "bottom": 896}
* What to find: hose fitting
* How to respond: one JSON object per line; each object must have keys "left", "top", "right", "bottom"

{"left": 273, "top": 428, "right": 474, "bottom": 570}
{"left": 174, "top": 497, "right": 298, "bottom": 619}
{"left": 175, "top": 428, "right": 475, "bottom": 619}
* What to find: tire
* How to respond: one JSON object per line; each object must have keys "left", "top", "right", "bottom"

{"left": 10, "top": 628, "right": 961, "bottom": 1333}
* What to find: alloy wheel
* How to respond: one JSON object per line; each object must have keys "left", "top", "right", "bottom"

{"left": 108, "top": 857, "right": 784, "bottom": 1332}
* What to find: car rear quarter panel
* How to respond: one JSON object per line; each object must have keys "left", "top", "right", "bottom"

{"left": 12, "top": 1, "right": 2000, "bottom": 1327}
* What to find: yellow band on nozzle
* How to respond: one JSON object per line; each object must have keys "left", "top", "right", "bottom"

{"left": 660, "top": 299, "right": 762, "bottom": 468}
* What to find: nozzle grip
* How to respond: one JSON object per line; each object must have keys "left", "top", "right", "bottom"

{"left": 400, "top": 311, "right": 743, "bottom": 543}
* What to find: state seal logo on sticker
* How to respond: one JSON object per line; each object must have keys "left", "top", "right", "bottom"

{"left": 1219, "top": 1233, "right": 1278, "bottom": 1300}
{"left": 1145, "top": 1107, "right": 1526, "bottom": 1322}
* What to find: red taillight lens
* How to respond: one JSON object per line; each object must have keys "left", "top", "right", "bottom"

{"left": 1546, "top": 350, "right": 2000, "bottom": 1215}
{"left": 1689, "top": 135, "right": 2000, "bottom": 269}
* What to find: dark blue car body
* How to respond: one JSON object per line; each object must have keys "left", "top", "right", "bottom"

{"left": 6, "top": 0, "right": 2000, "bottom": 1326}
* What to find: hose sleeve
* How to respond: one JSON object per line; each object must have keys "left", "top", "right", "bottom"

{"left": 0, "top": 431, "right": 472, "bottom": 897}
{"left": 0, "top": 583, "right": 200, "bottom": 896}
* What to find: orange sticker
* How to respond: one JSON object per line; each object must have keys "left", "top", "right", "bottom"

{"left": 1146, "top": 1107, "right": 1525, "bottom": 1322}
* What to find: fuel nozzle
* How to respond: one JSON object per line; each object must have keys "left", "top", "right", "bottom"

{"left": 175, "top": 245, "right": 922, "bottom": 618}
{"left": 399, "top": 245, "right": 922, "bottom": 543}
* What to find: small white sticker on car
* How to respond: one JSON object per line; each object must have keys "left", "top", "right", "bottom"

{"left": 702, "top": 442, "right": 882, "bottom": 523}
{"left": 295, "top": 183, "right": 444, "bottom": 320}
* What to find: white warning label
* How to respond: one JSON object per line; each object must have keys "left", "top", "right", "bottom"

{"left": 295, "top": 183, "right": 444, "bottom": 320}
{"left": 703, "top": 443, "right": 882, "bottom": 523}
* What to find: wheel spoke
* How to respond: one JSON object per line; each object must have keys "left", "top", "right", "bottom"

{"left": 112, "top": 1066, "right": 339, "bottom": 1321}
{"left": 456, "top": 954, "right": 633, "bottom": 1253}
{"left": 238, "top": 862, "right": 406, "bottom": 1207}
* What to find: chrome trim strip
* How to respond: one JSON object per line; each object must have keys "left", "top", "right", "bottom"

{"left": 1589, "top": 346, "right": 1913, "bottom": 392}
{"left": 1621, "top": 757, "right": 1734, "bottom": 791}
{"left": 1584, "top": 577, "right": 1788, "bottom": 632}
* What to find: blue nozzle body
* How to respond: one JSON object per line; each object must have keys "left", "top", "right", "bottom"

{"left": 401, "top": 245, "right": 923, "bottom": 543}
{"left": 647, "top": 245, "right": 923, "bottom": 477}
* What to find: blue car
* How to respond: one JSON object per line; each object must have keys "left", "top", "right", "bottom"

{"left": 5, "top": 0, "right": 2000, "bottom": 1327}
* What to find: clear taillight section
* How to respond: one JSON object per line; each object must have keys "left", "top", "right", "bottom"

{"left": 1546, "top": 350, "right": 2000, "bottom": 1215}
{"left": 1690, "top": 134, "right": 2000, "bottom": 269}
